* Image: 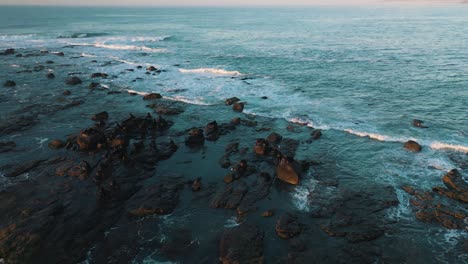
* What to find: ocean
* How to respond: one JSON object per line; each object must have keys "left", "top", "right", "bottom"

{"left": 0, "top": 5, "right": 467, "bottom": 263}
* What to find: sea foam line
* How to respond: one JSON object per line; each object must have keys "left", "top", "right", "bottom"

{"left": 68, "top": 42, "right": 168, "bottom": 52}
{"left": 179, "top": 68, "right": 242, "bottom": 76}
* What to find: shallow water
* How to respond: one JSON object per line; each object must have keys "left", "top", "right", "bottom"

{"left": 0, "top": 5, "right": 467, "bottom": 264}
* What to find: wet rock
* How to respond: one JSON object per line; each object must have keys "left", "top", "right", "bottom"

{"left": 280, "top": 138, "right": 300, "bottom": 158}
{"left": 91, "top": 111, "right": 109, "bottom": 121}
{"left": 146, "top": 66, "right": 157, "bottom": 71}
{"left": 126, "top": 176, "right": 185, "bottom": 217}
{"left": 0, "top": 141, "right": 16, "bottom": 153}
{"left": 413, "top": 119, "right": 428, "bottom": 128}
{"left": 91, "top": 72, "right": 108, "bottom": 78}
{"left": 65, "top": 77, "right": 82, "bottom": 85}
{"left": 62, "top": 90, "right": 71, "bottom": 96}
{"left": 254, "top": 139, "right": 272, "bottom": 156}
{"left": 311, "top": 129, "right": 322, "bottom": 139}
{"left": 231, "top": 117, "right": 241, "bottom": 125}
{"left": 276, "top": 213, "right": 302, "bottom": 239}
{"left": 147, "top": 102, "right": 184, "bottom": 115}
{"left": 143, "top": 93, "right": 162, "bottom": 100}
{"left": 205, "top": 120, "right": 219, "bottom": 141}
{"left": 220, "top": 225, "right": 264, "bottom": 264}
{"left": 225, "top": 97, "right": 240, "bottom": 106}
{"left": 276, "top": 156, "right": 302, "bottom": 185}
{"left": 237, "top": 173, "right": 272, "bottom": 216}
{"left": 48, "top": 139, "right": 65, "bottom": 149}
{"left": 54, "top": 51, "right": 65, "bottom": 56}
{"left": 266, "top": 132, "right": 282, "bottom": 144}
{"left": 66, "top": 161, "right": 91, "bottom": 180}
{"left": 210, "top": 181, "right": 248, "bottom": 209}
{"left": 88, "top": 82, "right": 100, "bottom": 89}
{"left": 233, "top": 102, "right": 244, "bottom": 112}
{"left": 0, "top": 115, "right": 37, "bottom": 135}
{"left": 47, "top": 73, "right": 55, "bottom": 79}
{"left": 185, "top": 128, "right": 205, "bottom": 146}
{"left": 261, "top": 96, "right": 268, "bottom": 99}
{"left": 1, "top": 48, "right": 15, "bottom": 55}
{"left": 46, "top": 60, "right": 54, "bottom": 64}
{"left": 3, "top": 80, "right": 16, "bottom": 87}
{"left": 76, "top": 128, "right": 105, "bottom": 151}
{"left": 262, "top": 210, "right": 274, "bottom": 217}
{"left": 4, "top": 160, "right": 43, "bottom": 177}
{"left": 432, "top": 169, "right": 468, "bottom": 203}
{"left": 404, "top": 140, "right": 422, "bottom": 152}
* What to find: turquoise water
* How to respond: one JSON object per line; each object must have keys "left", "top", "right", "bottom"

{"left": 0, "top": 5, "right": 467, "bottom": 263}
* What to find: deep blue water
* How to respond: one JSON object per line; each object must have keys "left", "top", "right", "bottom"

{"left": 0, "top": 5, "right": 467, "bottom": 263}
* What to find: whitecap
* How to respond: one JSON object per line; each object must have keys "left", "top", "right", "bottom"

{"left": 163, "top": 95, "right": 213, "bottom": 106}
{"left": 179, "top": 68, "right": 242, "bottom": 76}
{"left": 224, "top": 216, "right": 240, "bottom": 228}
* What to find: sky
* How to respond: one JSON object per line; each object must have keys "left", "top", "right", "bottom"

{"left": 0, "top": 0, "right": 463, "bottom": 6}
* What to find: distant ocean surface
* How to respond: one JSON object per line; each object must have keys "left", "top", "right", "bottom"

{"left": 0, "top": 5, "right": 467, "bottom": 262}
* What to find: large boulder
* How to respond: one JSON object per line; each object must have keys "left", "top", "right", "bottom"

{"left": 1, "top": 48, "right": 15, "bottom": 55}
{"left": 220, "top": 225, "right": 264, "bottom": 264}
{"left": 276, "top": 156, "right": 302, "bottom": 185}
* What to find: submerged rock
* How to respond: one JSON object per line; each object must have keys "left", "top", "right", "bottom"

{"left": 225, "top": 97, "right": 240, "bottom": 106}
{"left": 76, "top": 128, "right": 105, "bottom": 151}
{"left": 143, "top": 93, "right": 162, "bottom": 100}
{"left": 47, "top": 73, "right": 55, "bottom": 79}
{"left": 266, "top": 132, "right": 282, "bottom": 144}
{"left": 185, "top": 128, "right": 205, "bottom": 146}
{"left": 220, "top": 225, "right": 264, "bottom": 264}
{"left": 233, "top": 102, "right": 244, "bottom": 112}
{"left": 91, "top": 72, "right": 108, "bottom": 78}
{"left": 1, "top": 48, "right": 15, "bottom": 55}
{"left": 91, "top": 111, "right": 109, "bottom": 121}
{"left": 48, "top": 139, "right": 65, "bottom": 149}
{"left": 205, "top": 120, "right": 219, "bottom": 141}
{"left": 65, "top": 77, "right": 82, "bottom": 85}
{"left": 62, "top": 90, "right": 71, "bottom": 96}
{"left": 404, "top": 140, "right": 422, "bottom": 152}
{"left": 3, "top": 80, "right": 16, "bottom": 87}
{"left": 311, "top": 129, "right": 322, "bottom": 140}
{"left": 276, "top": 213, "right": 302, "bottom": 239}
{"left": 412, "top": 119, "right": 428, "bottom": 128}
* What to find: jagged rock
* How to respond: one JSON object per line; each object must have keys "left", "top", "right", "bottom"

{"left": 404, "top": 140, "right": 422, "bottom": 152}
{"left": 225, "top": 97, "right": 240, "bottom": 106}
{"left": 65, "top": 77, "right": 82, "bottom": 85}
{"left": 276, "top": 213, "right": 302, "bottom": 239}
{"left": 276, "top": 156, "right": 302, "bottom": 185}
{"left": 254, "top": 139, "right": 271, "bottom": 156}
{"left": 233, "top": 102, "right": 244, "bottom": 112}
{"left": 192, "top": 178, "right": 202, "bottom": 192}
{"left": 220, "top": 225, "right": 264, "bottom": 264}
{"left": 91, "top": 111, "right": 109, "bottom": 121}
{"left": 262, "top": 210, "right": 274, "bottom": 217}
{"left": 3, "top": 80, "right": 16, "bottom": 87}
{"left": 143, "top": 93, "right": 162, "bottom": 100}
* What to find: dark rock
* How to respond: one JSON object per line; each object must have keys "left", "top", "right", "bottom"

{"left": 231, "top": 117, "right": 241, "bottom": 125}
{"left": 205, "top": 120, "right": 219, "bottom": 141}
{"left": 147, "top": 102, "right": 184, "bottom": 115}
{"left": 210, "top": 181, "right": 248, "bottom": 209}
{"left": 432, "top": 169, "right": 468, "bottom": 203}
{"left": 413, "top": 119, "right": 428, "bottom": 128}
{"left": 2, "top": 48, "right": 15, "bottom": 55}
{"left": 54, "top": 52, "right": 65, "bottom": 56}
{"left": 404, "top": 140, "right": 422, "bottom": 152}
{"left": 266, "top": 132, "right": 282, "bottom": 144}
{"left": 88, "top": 82, "right": 100, "bottom": 89}
{"left": 91, "top": 111, "right": 109, "bottom": 121}
{"left": 233, "top": 102, "right": 244, "bottom": 112}
{"left": 0, "top": 141, "right": 16, "bottom": 153}
{"left": 76, "top": 128, "right": 105, "bottom": 151}
{"left": 62, "top": 90, "right": 71, "bottom": 96}
{"left": 91, "top": 72, "right": 108, "bottom": 78}
{"left": 220, "top": 225, "right": 264, "bottom": 264}
{"left": 126, "top": 176, "right": 185, "bottom": 217}
{"left": 254, "top": 139, "right": 272, "bottom": 156}
{"left": 225, "top": 97, "right": 240, "bottom": 106}
{"left": 143, "top": 93, "right": 162, "bottom": 100}
{"left": 3, "top": 80, "right": 16, "bottom": 87}
{"left": 4, "top": 160, "right": 43, "bottom": 177}
{"left": 47, "top": 73, "right": 55, "bottom": 79}
{"left": 311, "top": 129, "right": 322, "bottom": 139}
{"left": 185, "top": 128, "right": 205, "bottom": 146}
{"left": 192, "top": 178, "right": 202, "bottom": 192}
{"left": 46, "top": 60, "right": 54, "bottom": 64}
{"left": 48, "top": 139, "right": 65, "bottom": 149}
{"left": 146, "top": 66, "right": 157, "bottom": 71}
{"left": 276, "top": 156, "right": 302, "bottom": 185}
{"left": 276, "top": 213, "right": 302, "bottom": 239}
{"left": 261, "top": 96, "right": 268, "bottom": 99}
{"left": 33, "top": 65, "right": 45, "bottom": 72}
{"left": 65, "top": 77, "right": 82, "bottom": 85}
{"left": 262, "top": 210, "right": 274, "bottom": 217}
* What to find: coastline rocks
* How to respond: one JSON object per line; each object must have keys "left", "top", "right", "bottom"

{"left": 311, "top": 129, "right": 322, "bottom": 140}
{"left": 191, "top": 178, "right": 202, "bottom": 192}
{"left": 433, "top": 169, "right": 468, "bottom": 203}
{"left": 266, "top": 132, "right": 282, "bottom": 144}
{"left": 219, "top": 225, "right": 264, "bottom": 264}
{"left": 254, "top": 139, "right": 272, "bottom": 156}
{"left": 91, "top": 72, "right": 108, "bottom": 78}
{"left": 0, "top": 141, "right": 16, "bottom": 153}
{"left": 413, "top": 119, "right": 428, "bottom": 128}
{"left": 146, "top": 66, "right": 157, "bottom": 71}
{"left": 210, "top": 181, "right": 248, "bottom": 209}
{"left": 54, "top": 51, "right": 65, "bottom": 56}
{"left": 4, "top": 160, "right": 43, "bottom": 177}
{"left": 76, "top": 128, "right": 105, "bottom": 151}
{"left": 185, "top": 129, "right": 205, "bottom": 146}
{"left": 47, "top": 73, "right": 55, "bottom": 79}
{"left": 91, "top": 111, "right": 109, "bottom": 121}
{"left": 225, "top": 97, "right": 240, "bottom": 106}
{"left": 143, "top": 93, "right": 162, "bottom": 100}
{"left": 276, "top": 213, "right": 302, "bottom": 239}
{"left": 404, "top": 140, "right": 422, "bottom": 152}
{"left": 48, "top": 139, "right": 65, "bottom": 149}
{"left": 205, "top": 121, "right": 219, "bottom": 141}
{"left": 147, "top": 102, "right": 184, "bottom": 115}
{"left": 3, "top": 80, "right": 16, "bottom": 87}
{"left": 276, "top": 156, "right": 302, "bottom": 185}
{"left": 231, "top": 117, "right": 241, "bottom": 125}
{"left": 65, "top": 77, "right": 82, "bottom": 85}
{"left": 233, "top": 102, "right": 244, "bottom": 112}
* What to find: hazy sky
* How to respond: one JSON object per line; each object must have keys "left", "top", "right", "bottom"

{"left": 0, "top": 0, "right": 462, "bottom": 6}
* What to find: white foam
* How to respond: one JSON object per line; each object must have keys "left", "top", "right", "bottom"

{"left": 130, "top": 35, "right": 171, "bottom": 42}
{"left": 179, "top": 68, "right": 242, "bottom": 76}
{"left": 224, "top": 216, "right": 240, "bottom": 228}
{"left": 125, "top": 89, "right": 149, "bottom": 96}
{"left": 343, "top": 129, "right": 403, "bottom": 142}
{"left": 80, "top": 52, "right": 97, "bottom": 58}
{"left": 93, "top": 43, "right": 168, "bottom": 52}
{"left": 287, "top": 117, "right": 314, "bottom": 127}
{"left": 164, "top": 95, "right": 213, "bottom": 106}
{"left": 430, "top": 142, "right": 468, "bottom": 153}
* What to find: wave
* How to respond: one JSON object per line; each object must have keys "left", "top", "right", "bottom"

{"left": 430, "top": 142, "right": 468, "bottom": 153}
{"left": 57, "top": 32, "right": 109, "bottom": 39}
{"left": 80, "top": 53, "right": 97, "bottom": 58}
{"left": 130, "top": 35, "right": 172, "bottom": 42}
{"left": 68, "top": 42, "right": 168, "bottom": 52}
{"left": 164, "top": 95, "right": 213, "bottom": 106}
{"left": 0, "top": 34, "right": 37, "bottom": 41}
{"left": 179, "top": 68, "right": 242, "bottom": 76}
